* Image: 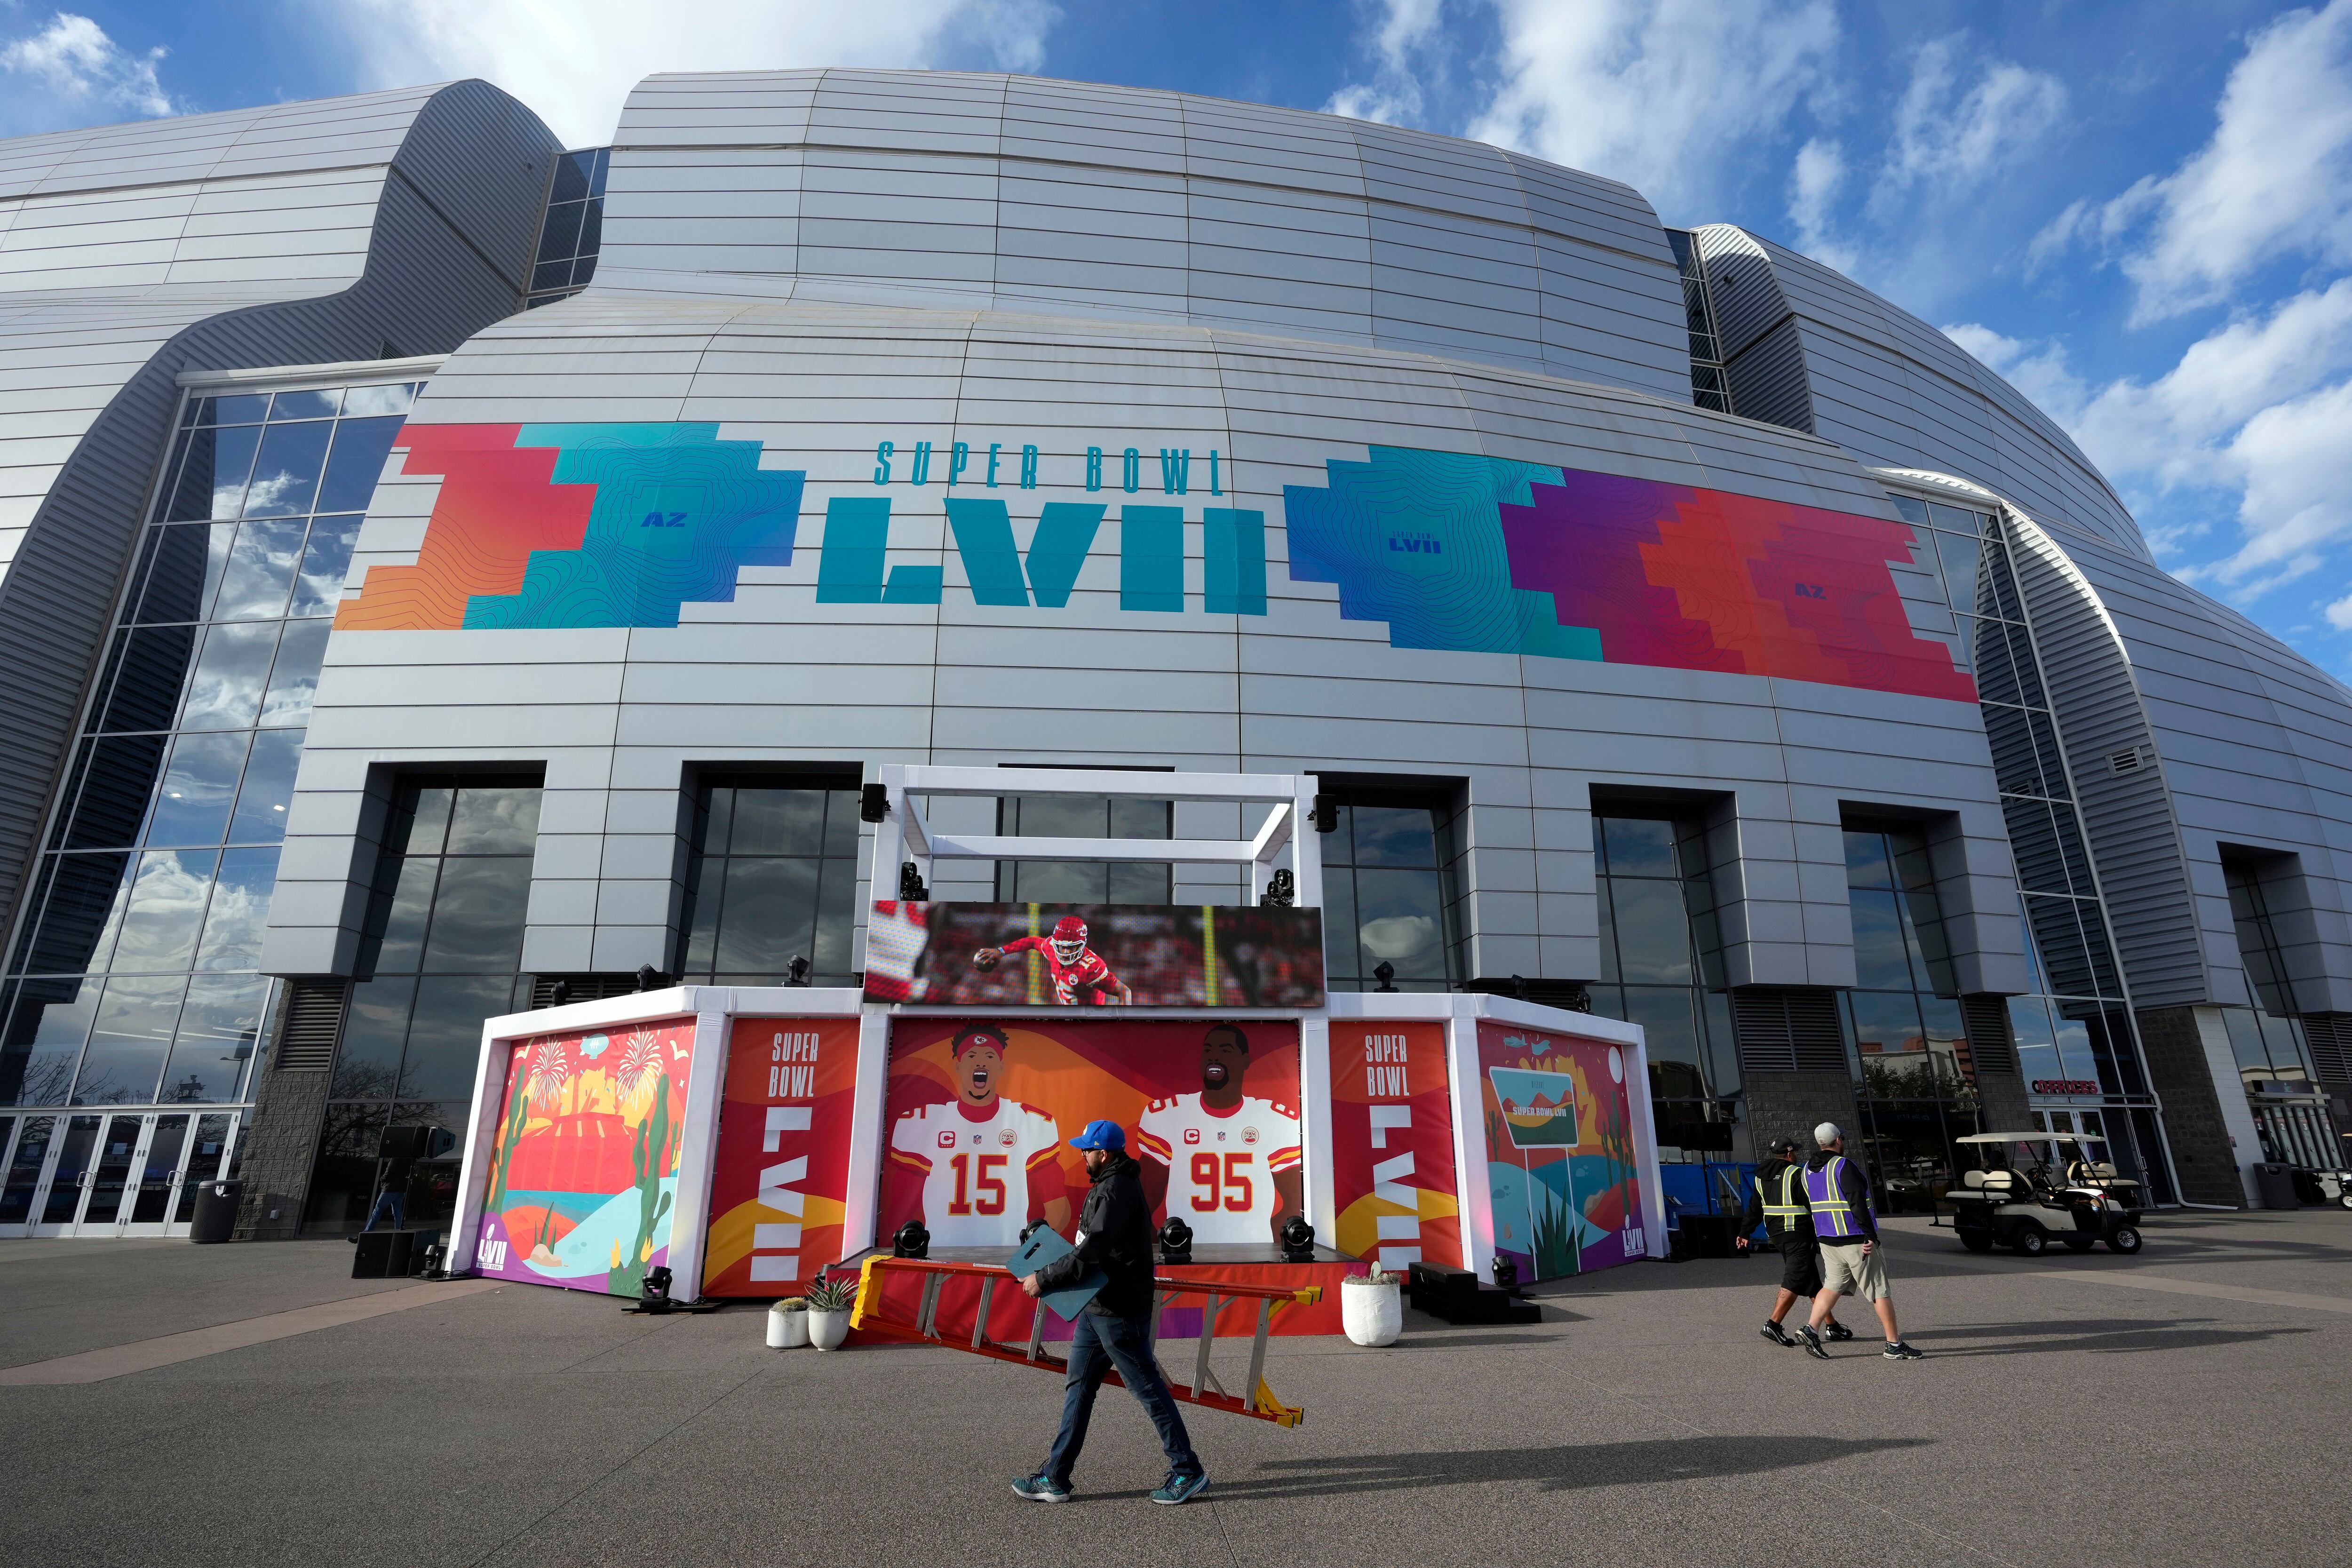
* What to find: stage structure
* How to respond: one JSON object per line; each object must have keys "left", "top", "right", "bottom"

{"left": 444, "top": 771, "right": 1666, "bottom": 1331}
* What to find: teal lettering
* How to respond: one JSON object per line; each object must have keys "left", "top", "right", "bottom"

{"left": 1020, "top": 445, "right": 1040, "bottom": 489}
{"left": 948, "top": 441, "right": 970, "bottom": 486}
{"left": 873, "top": 440, "right": 893, "bottom": 485}
{"left": 945, "top": 498, "right": 1029, "bottom": 606}
{"left": 1025, "top": 502, "right": 1105, "bottom": 608}
{"left": 1159, "top": 449, "right": 1189, "bottom": 495}
{"left": 911, "top": 441, "right": 931, "bottom": 486}
{"left": 986, "top": 442, "right": 1002, "bottom": 487}
{"left": 1209, "top": 449, "right": 1222, "bottom": 495}
{"left": 1085, "top": 446, "right": 1103, "bottom": 491}
{"left": 1121, "top": 447, "right": 1141, "bottom": 493}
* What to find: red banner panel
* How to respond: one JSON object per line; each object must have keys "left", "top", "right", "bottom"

{"left": 701, "top": 1016, "right": 860, "bottom": 1297}
{"left": 1328, "top": 1019, "right": 1462, "bottom": 1270}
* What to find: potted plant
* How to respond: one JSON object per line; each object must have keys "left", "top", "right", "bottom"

{"left": 1341, "top": 1262, "right": 1403, "bottom": 1347}
{"left": 805, "top": 1273, "right": 856, "bottom": 1351}
{"left": 766, "top": 1296, "right": 809, "bottom": 1349}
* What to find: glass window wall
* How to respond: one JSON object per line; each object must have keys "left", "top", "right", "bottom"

{"left": 526, "top": 148, "right": 608, "bottom": 307}
{"left": 1319, "top": 796, "right": 1462, "bottom": 994}
{"left": 310, "top": 776, "right": 540, "bottom": 1235}
{"left": 1587, "top": 812, "right": 1741, "bottom": 1163}
{"left": 1, "top": 382, "right": 417, "bottom": 1139}
{"left": 678, "top": 778, "right": 864, "bottom": 987}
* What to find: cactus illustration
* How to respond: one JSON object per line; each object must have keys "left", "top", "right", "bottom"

{"left": 607, "top": 1071, "right": 678, "bottom": 1297}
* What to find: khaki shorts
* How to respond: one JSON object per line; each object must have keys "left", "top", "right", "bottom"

{"left": 1817, "top": 1241, "right": 1889, "bottom": 1301}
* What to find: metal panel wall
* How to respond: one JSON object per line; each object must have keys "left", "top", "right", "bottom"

{"left": 1688, "top": 223, "right": 2144, "bottom": 559}
{"left": 592, "top": 70, "right": 1694, "bottom": 402}
{"left": 0, "top": 80, "right": 560, "bottom": 942}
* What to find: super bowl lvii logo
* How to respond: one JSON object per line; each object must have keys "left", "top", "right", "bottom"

{"left": 336, "top": 423, "right": 1976, "bottom": 704}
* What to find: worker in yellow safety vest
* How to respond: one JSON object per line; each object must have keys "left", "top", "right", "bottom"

{"left": 1738, "top": 1136, "right": 1849, "bottom": 1347}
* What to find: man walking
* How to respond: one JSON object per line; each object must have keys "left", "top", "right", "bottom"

{"left": 1797, "top": 1122, "right": 1924, "bottom": 1361}
{"left": 1737, "top": 1136, "right": 1850, "bottom": 1347}
{"left": 1013, "top": 1120, "right": 1209, "bottom": 1506}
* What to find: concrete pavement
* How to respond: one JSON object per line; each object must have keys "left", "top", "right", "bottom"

{"left": 1, "top": 1208, "right": 2346, "bottom": 1567}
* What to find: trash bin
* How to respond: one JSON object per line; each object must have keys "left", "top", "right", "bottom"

{"left": 2254, "top": 1162, "right": 2301, "bottom": 1210}
{"left": 190, "top": 1178, "right": 241, "bottom": 1244}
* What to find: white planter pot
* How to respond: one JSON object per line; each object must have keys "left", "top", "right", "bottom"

{"left": 809, "top": 1308, "right": 851, "bottom": 1351}
{"left": 767, "top": 1305, "right": 810, "bottom": 1349}
{"left": 1341, "top": 1275, "right": 1402, "bottom": 1347}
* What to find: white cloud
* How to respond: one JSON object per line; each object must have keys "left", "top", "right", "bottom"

{"left": 2326, "top": 593, "right": 2352, "bottom": 629}
{"left": 323, "top": 0, "right": 1062, "bottom": 148}
{"left": 1787, "top": 137, "right": 1855, "bottom": 272}
{"left": 1324, "top": 0, "right": 1446, "bottom": 125}
{"left": 0, "top": 11, "right": 175, "bottom": 128}
{"left": 1879, "top": 37, "right": 2066, "bottom": 206}
{"left": 2038, "top": 0, "right": 2352, "bottom": 322}
{"left": 1464, "top": 0, "right": 1839, "bottom": 219}
{"left": 1947, "top": 281, "right": 2352, "bottom": 589}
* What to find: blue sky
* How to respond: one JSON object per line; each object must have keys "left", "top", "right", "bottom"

{"left": 7, "top": 0, "right": 2352, "bottom": 680}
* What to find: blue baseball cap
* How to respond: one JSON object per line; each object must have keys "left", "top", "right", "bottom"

{"left": 1069, "top": 1119, "right": 1126, "bottom": 1153}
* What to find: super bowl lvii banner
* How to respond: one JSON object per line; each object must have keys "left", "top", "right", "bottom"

{"left": 1478, "top": 1019, "right": 1647, "bottom": 1281}
{"left": 702, "top": 1016, "right": 859, "bottom": 1296}
{"left": 1327, "top": 1020, "right": 1462, "bottom": 1271}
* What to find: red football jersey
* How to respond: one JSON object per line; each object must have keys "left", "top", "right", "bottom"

{"left": 1000, "top": 935, "right": 1119, "bottom": 1004}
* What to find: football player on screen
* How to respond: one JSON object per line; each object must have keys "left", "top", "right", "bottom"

{"left": 972, "top": 915, "right": 1133, "bottom": 1006}
{"left": 881, "top": 1024, "right": 1071, "bottom": 1248}
{"left": 1136, "top": 1023, "right": 1303, "bottom": 1246}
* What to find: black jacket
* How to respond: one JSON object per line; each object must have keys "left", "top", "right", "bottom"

{"left": 1035, "top": 1151, "right": 1156, "bottom": 1321}
{"left": 1741, "top": 1157, "right": 1816, "bottom": 1243}
{"left": 1803, "top": 1149, "right": 1878, "bottom": 1243}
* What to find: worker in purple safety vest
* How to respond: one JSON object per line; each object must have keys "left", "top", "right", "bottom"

{"left": 1796, "top": 1122, "right": 1924, "bottom": 1361}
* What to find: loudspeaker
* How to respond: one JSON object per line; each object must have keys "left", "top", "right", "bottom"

{"left": 352, "top": 1230, "right": 412, "bottom": 1279}
{"left": 379, "top": 1125, "right": 429, "bottom": 1161}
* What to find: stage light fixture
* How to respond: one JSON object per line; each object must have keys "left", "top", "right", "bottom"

{"left": 1490, "top": 1256, "right": 1519, "bottom": 1294}
{"left": 546, "top": 979, "right": 571, "bottom": 1008}
{"left": 859, "top": 782, "right": 890, "bottom": 823}
{"left": 1279, "top": 1215, "right": 1316, "bottom": 1262}
{"left": 1373, "top": 961, "right": 1398, "bottom": 993}
{"left": 893, "top": 1220, "right": 930, "bottom": 1259}
{"left": 641, "top": 1265, "right": 675, "bottom": 1311}
{"left": 634, "top": 963, "right": 662, "bottom": 993}
{"left": 898, "top": 861, "right": 929, "bottom": 900}
{"left": 1159, "top": 1216, "right": 1193, "bottom": 1264}
{"left": 1258, "top": 868, "right": 1295, "bottom": 908}
{"left": 785, "top": 955, "right": 810, "bottom": 987}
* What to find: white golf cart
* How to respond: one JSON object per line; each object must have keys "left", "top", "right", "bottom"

{"left": 1945, "top": 1131, "right": 2145, "bottom": 1256}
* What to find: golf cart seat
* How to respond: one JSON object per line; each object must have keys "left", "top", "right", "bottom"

{"left": 1975, "top": 1169, "right": 2024, "bottom": 1198}
{"left": 1961, "top": 1169, "right": 1986, "bottom": 1189}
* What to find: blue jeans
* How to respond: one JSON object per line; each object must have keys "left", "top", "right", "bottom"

{"left": 362, "top": 1191, "right": 405, "bottom": 1232}
{"left": 1044, "top": 1309, "right": 1201, "bottom": 1487}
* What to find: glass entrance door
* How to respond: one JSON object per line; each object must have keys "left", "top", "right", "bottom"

{"left": 119, "top": 1114, "right": 192, "bottom": 1237}
{"left": 0, "top": 1111, "right": 238, "bottom": 1238}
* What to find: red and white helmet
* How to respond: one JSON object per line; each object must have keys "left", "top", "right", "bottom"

{"left": 1049, "top": 915, "right": 1089, "bottom": 965}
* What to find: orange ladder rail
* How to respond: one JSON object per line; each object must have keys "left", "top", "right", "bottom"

{"left": 847, "top": 1255, "right": 1320, "bottom": 1426}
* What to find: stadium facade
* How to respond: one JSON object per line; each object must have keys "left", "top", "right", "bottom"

{"left": 0, "top": 69, "right": 2344, "bottom": 1243}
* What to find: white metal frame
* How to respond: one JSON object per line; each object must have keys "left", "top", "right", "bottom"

{"left": 865, "top": 764, "right": 1325, "bottom": 910}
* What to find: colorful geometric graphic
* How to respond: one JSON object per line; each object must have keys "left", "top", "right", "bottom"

{"left": 336, "top": 423, "right": 802, "bottom": 630}
{"left": 335, "top": 422, "right": 1972, "bottom": 704}
{"left": 1477, "top": 1020, "right": 1646, "bottom": 1281}
{"left": 473, "top": 1017, "right": 696, "bottom": 1297}
{"left": 1286, "top": 447, "right": 1978, "bottom": 702}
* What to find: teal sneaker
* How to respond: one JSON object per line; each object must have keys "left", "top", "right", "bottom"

{"left": 1012, "top": 1472, "right": 1072, "bottom": 1504}
{"left": 1150, "top": 1472, "right": 1209, "bottom": 1506}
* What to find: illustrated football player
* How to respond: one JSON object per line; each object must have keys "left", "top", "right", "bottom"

{"left": 971, "top": 915, "right": 1133, "bottom": 1006}
{"left": 1135, "top": 1023, "right": 1303, "bottom": 1245}
{"left": 881, "top": 1023, "right": 1070, "bottom": 1248}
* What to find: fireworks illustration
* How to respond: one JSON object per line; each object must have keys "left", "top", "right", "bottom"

{"left": 617, "top": 1028, "right": 665, "bottom": 1121}
{"left": 525, "top": 1040, "right": 571, "bottom": 1104}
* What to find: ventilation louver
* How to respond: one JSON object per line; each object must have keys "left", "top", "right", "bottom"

{"left": 273, "top": 979, "right": 350, "bottom": 1073}
{"left": 2304, "top": 1014, "right": 2352, "bottom": 1085}
{"left": 1732, "top": 988, "right": 1845, "bottom": 1072}
{"left": 1961, "top": 995, "right": 2019, "bottom": 1075}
